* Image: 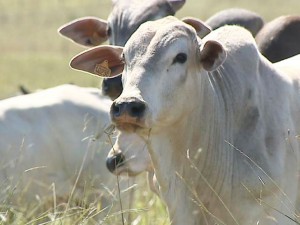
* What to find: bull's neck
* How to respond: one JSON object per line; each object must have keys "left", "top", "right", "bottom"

{"left": 146, "top": 71, "right": 238, "bottom": 225}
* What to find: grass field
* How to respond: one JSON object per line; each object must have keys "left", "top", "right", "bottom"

{"left": 0, "top": 0, "right": 300, "bottom": 224}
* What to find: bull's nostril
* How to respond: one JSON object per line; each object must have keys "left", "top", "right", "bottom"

{"left": 106, "top": 153, "right": 125, "bottom": 173}
{"left": 111, "top": 102, "right": 121, "bottom": 118}
{"left": 111, "top": 101, "right": 146, "bottom": 120}
{"left": 129, "top": 102, "right": 146, "bottom": 118}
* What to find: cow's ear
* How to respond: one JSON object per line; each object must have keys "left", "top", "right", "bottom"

{"left": 182, "top": 17, "right": 211, "bottom": 38}
{"left": 199, "top": 40, "right": 226, "bottom": 71}
{"left": 70, "top": 46, "right": 124, "bottom": 77}
{"left": 58, "top": 17, "right": 108, "bottom": 47}
{"left": 167, "top": 0, "right": 186, "bottom": 12}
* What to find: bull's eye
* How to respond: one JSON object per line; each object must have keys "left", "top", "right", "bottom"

{"left": 173, "top": 53, "right": 187, "bottom": 64}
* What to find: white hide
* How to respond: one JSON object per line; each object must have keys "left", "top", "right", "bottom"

{"left": 0, "top": 84, "right": 127, "bottom": 207}
{"left": 111, "top": 18, "right": 300, "bottom": 225}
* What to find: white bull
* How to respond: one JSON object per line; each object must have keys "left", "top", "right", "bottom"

{"left": 106, "top": 53, "right": 300, "bottom": 187}
{"left": 0, "top": 84, "right": 129, "bottom": 209}
{"left": 70, "top": 16, "right": 300, "bottom": 225}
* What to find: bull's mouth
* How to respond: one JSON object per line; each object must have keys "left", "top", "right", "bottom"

{"left": 115, "top": 122, "right": 143, "bottom": 132}
{"left": 113, "top": 120, "right": 147, "bottom": 133}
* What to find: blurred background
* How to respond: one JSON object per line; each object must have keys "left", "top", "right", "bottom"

{"left": 0, "top": 0, "right": 299, "bottom": 99}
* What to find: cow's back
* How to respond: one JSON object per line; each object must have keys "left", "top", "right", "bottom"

{"left": 0, "top": 84, "right": 116, "bottom": 204}
{"left": 256, "top": 15, "right": 300, "bottom": 63}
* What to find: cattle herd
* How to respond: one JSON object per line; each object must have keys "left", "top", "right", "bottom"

{"left": 1, "top": 0, "right": 300, "bottom": 224}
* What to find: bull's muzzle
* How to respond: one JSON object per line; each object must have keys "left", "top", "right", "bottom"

{"left": 110, "top": 99, "right": 146, "bottom": 124}
{"left": 106, "top": 152, "right": 125, "bottom": 173}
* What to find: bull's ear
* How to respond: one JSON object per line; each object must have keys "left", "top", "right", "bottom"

{"left": 199, "top": 40, "right": 226, "bottom": 71}
{"left": 58, "top": 17, "right": 108, "bottom": 47}
{"left": 182, "top": 17, "right": 211, "bottom": 38}
{"left": 167, "top": 0, "right": 186, "bottom": 12}
{"left": 70, "top": 46, "right": 124, "bottom": 77}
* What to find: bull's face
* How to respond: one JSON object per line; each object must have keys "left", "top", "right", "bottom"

{"left": 110, "top": 19, "right": 224, "bottom": 134}
{"left": 110, "top": 23, "right": 197, "bottom": 132}
{"left": 70, "top": 16, "right": 226, "bottom": 134}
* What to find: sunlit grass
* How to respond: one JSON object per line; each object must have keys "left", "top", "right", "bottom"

{"left": 0, "top": 53, "right": 100, "bottom": 98}
{"left": 1, "top": 0, "right": 300, "bottom": 223}
{"left": 0, "top": 171, "right": 169, "bottom": 225}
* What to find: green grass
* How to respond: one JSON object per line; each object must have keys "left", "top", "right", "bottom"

{"left": 0, "top": 53, "right": 100, "bottom": 97}
{"left": 1, "top": 0, "right": 300, "bottom": 223}
{"left": 0, "top": 0, "right": 110, "bottom": 98}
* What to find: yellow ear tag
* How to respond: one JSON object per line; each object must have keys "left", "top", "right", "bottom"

{"left": 94, "top": 60, "right": 111, "bottom": 77}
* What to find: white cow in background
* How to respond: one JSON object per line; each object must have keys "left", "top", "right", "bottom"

{"left": 70, "top": 16, "right": 300, "bottom": 225}
{"left": 0, "top": 84, "right": 130, "bottom": 210}
{"left": 256, "top": 15, "right": 300, "bottom": 63}
{"left": 59, "top": 0, "right": 264, "bottom": 100}
{"left": 59, "top": 0, "right": 186, "bottom": 101}
{"left": 106, "top": 132, "right": 160, "bottom": 195}
{"left": 58, "top": 0, "right": 186, "bottom": 47}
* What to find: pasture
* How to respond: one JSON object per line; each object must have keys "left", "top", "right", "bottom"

{"left": 0, "top": 0, "right": 300, "bottom": 224}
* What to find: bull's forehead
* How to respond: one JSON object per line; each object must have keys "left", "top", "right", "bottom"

{"left": 123, "top": 17, "right": 198, "bottom": 65}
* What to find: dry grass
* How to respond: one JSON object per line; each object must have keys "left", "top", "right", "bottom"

{"left": 1, "top": 0, "right": 300, "bottom": 224}
{"left": 0, "top": 157, "right": 169, "bottom": 225}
